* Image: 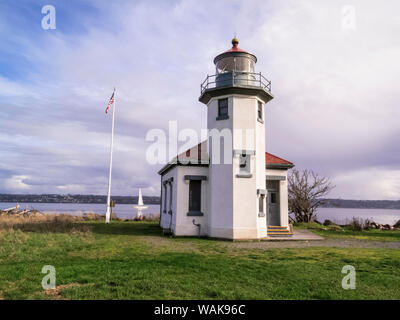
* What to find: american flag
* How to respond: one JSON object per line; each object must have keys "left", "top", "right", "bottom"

{"left": 105, "top": 91, "right": 115, "bottom": 114}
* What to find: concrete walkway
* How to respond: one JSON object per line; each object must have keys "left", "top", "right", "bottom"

{"left": 231, "top": 238, "right": 400, "bottom": 249}
{"left": 263, "top": 229, "right": 324, "bottom": 241}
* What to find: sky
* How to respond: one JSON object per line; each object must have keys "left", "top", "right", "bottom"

{"left": 0, "top": 0, "right": 399, "bottom": 200}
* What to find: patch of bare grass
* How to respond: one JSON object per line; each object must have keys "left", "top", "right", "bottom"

{"left": 0, "top": 214, "right": 97, "bottom": 233}
{"left": 43, "top": 283, "right": 94, "bottom": 300}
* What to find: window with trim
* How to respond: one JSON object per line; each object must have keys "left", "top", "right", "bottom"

{"left": 163, "top": 183, "right": 167, "bottom": 213}
{"left": 188, "top": 180, "right": 201, "bottom": 215}
{"left": 257, "top": 101, "right": 263, "bottom": 122}
{"left": 217, "top": 98, "right": 229, "bottom": 120}
{"left": 168, "top": 181, "right": 173, "bottom": 214}
{"left": 259, "top": 195, "right": 264, "bottom": 213}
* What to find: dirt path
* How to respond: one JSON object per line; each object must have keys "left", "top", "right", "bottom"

{"left": 229, "top": 239, "right": 400, "bottom": 249}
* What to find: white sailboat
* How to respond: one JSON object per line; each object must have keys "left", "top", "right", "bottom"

{"left": 134, "top": 188, "right": 148, "bottom": 220}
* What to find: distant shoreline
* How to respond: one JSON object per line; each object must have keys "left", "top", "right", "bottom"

{"left": 0, "top": 194, "right": 160, "bottom": 205}
{"left": 319, "top": 199, "right": 400, "bottom": 210}
{"left": 0, "top": 194, "right": 399, "bottom": 209}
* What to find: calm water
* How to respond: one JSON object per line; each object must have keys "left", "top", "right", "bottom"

{"left": 315, "top": 207, "right": 400, "bottom": 225}
{"left": 0, "top": 202, "right": 160, "bottom": 220}
{"left": 1, "top": 203, "right": 399, "bottom": 225}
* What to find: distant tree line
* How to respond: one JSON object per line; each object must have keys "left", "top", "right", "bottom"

{"left": 0, "top": 194, "right": 161, "bottom": 204}
{"left": 319, "top": 198, "right": 400, "bottom": 209}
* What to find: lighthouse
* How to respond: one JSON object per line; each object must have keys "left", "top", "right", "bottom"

{"left": 199, "top": 38, "right": 274, "bottom": 239}
{"left": 158, "top": 38, "right": 293, "bottom": 240}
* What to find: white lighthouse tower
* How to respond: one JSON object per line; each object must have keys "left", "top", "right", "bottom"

{"left": 158, "top": 38, "right": 293, "bottom": 240}
{"left": 199, "top": 38, "right": 274, "bottom": 239}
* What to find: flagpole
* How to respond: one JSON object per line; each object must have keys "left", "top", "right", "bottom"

{"left": 105, "top": 87, "right": 116, "bottom": 224}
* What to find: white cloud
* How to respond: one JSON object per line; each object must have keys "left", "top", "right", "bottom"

{"left": 0, "top": 0, "right": 399, "bottom": 199}
{"left": 4, "top": 175, "right": 32, "bottom": 192}
{"left": 332, "top": 168, "right": 400, "bottom": 200}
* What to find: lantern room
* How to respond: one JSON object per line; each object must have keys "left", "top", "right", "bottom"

{"left": 214, "top": 37, "right": 257, "bottom": 74}
{"left": 199, "top": 38, "right": 273, "bottom": 105}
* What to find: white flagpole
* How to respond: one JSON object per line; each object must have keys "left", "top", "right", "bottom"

{"left": 105, "top": 87, "right": 116, "bottom": 224}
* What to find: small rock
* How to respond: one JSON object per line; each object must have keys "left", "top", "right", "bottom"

{"left": 323, "top": 219, "right": 336, "bottom": 226}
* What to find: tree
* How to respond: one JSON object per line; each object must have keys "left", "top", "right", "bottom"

{"left": 288, "top": 169, "right": 335, "bottom": 223}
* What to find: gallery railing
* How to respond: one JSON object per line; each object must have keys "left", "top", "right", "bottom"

{"left": 200, "top": 71, "right": 272, "bottom": 95}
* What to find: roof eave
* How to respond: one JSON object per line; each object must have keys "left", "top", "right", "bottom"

{"left": 266, "top": 163, "right": 295, "bottom": 170}
{"left": 158, "top": 161, "right": 210, "bottom": 176}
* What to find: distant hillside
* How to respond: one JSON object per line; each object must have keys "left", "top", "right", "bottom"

{"left": 1, "top": 194, "right": 399, "bottom": 209}
{"left": 0, "top": 194, "right": 160, "bottom": 205}
{"left": 321, "top": 199, "right": 400, "bottom": 210}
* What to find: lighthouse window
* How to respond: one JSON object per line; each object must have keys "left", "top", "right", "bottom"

{"left": 217, "top": 98, "right": 229, "bottom": 120}
{"left": 163, "top": 182, "right": 167, "bottom": 213}
{"left": 168, "top": 179, "right": 173, "bottom": 215}
{"left": 188, "top": 180, "right": 202, "bottom": 215}
{"left": 259, "top": 194, "right": 265, "bottom": 215}
{"left": 258, "top": 101, "right": 263, "bottom": 122}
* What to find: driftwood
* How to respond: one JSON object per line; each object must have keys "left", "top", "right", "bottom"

{"left": 0, "top": 206, "right": 44, "bottom": 217}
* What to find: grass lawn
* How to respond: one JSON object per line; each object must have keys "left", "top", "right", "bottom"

{"left": 0, "top": 220, "right": 399, "bottom": 300}
{"left": 294, "top": 222, "right": 400, "bottom": 242}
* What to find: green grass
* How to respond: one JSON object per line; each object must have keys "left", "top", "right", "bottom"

{"left": 295, "top": 222, "right": 400, "bottom": 242}
{"left": 0, "top": 221, "right": 399, "bottom": 300}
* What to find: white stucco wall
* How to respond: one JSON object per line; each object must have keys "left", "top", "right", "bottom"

{"left": 174, "top": 166, "right": 209, "bottom": 236}
{"left": 205, "top": 95, "right": 268, "bottom": 239}
{"left": 255, "top": 98, "right": 267, "bottom": 238}
{"left": 207, "top": 96, "right": 234, "bottom": 239}
{"left": 232, "top": 96, "right": 265, "bottom": 239}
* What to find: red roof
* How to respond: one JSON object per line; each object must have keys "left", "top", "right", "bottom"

{"left": 158, "top": 141, "right": 294, "bottom": 175}
{"left": 177, "top": 141, "right": 208, "bottom": 162}
{"left": 265, "top": 152, "right": 293, "bottom": 166}
{"left": 224, "top": 45, "right": 248, "bottom": 54}
{"left": 224, "top": 38, "right": 248, "bottom": 54}
{"left": 177, "top": 143, "right": 293, "bottom": 166}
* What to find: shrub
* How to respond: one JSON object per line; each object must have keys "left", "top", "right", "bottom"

{"left": 349, "top": 217, "right": 363, "bottom": 231}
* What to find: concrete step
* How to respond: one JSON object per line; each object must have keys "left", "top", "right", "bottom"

{"left": 268, "top": 233, "right": 293, "bottom": 237}
{"left": 267, "top": 226, "right": 293, "bottom": 237}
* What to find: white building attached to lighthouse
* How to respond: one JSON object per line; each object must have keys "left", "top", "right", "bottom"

{"left": 158, "top": 38, "right": 294, "bottom": 240}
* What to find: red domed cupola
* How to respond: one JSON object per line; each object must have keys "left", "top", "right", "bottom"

{"left": 213, "top": 38, "right": 257, "bottom": 74}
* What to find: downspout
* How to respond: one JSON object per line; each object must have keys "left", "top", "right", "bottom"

{"left": 192, "top": 219, "right": 201, "bottom": 238}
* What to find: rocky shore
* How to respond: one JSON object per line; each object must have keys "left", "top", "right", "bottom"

{"left": 322, "top": 218, "right": 400, "bottom": 231}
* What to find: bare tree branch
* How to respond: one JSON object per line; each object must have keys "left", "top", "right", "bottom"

{"left": 288, "top": 169, "right": 335, "bottom": 223}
